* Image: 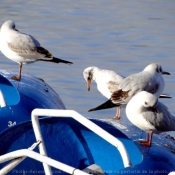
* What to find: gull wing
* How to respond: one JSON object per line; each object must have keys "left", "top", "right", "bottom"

{"left": 111, "top": 72, "right": 161, "bottom": 104}
{"left": 143, "top": 102, "right": 175, "bottom": 132}
{"left": 7, "top": 32, "right": 53, "bottom": 60}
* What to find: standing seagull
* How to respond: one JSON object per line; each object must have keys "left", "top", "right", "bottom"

{"left": 83, "top": 66, "right": 124, "bottom": 118}
{"left": 88, "top": 63, "right": 170, "bottom": 119}
{"left": 126, "top": 91, "right": 175, "bottom": 147}
{"left": 0, "top": 20, "right": 73, "bottom": 81}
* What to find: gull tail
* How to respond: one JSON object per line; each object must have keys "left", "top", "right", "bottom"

{"left": 37, "top": 46, "right": 73, "bottom": 64}
{"left": 159, "top": 94, "right": 172, "bottom": 98}
{"left": 51, "top": 57, "right": 73, "bottom": 65}
{"left": 88, "top": 99, "right": 120, "bottom": 112}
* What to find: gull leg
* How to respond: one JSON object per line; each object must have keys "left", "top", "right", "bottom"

{"left": 11, "top": 63, "right": 22, "bottom": 81}
{"left": 138, "top": 132, "right": 149, "bottom": 143}
{"left": 138, "top": 131, "right": 153, "bottom": 147}
{"left": 109, "top": 106, "right": 122, "bottom": 120}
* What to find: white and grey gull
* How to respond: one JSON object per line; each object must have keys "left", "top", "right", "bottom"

{"left": 83, "top": 66, "right": 124, "bottom": 119}
{"left": 0, "top": 20, "right": 73, "bottom": 81}
{"left": 126, "top": 91, "right": 175, "bottom": 147}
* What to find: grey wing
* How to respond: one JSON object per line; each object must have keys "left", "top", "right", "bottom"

{"left": 8, "top": 32, "right": 53, "bottom": 60}
{"left": 111, "top": 72, "right": 160, "bottom": 103}
{"left": 111, "top": 74, "right": 140, "bottom": 103}
{"left": 118, "top": 73, "right": 141, "bottom": 91}
{"left": 119, "top": 72, "right": 159, "bottom": 96}
{"left": 8, "top": 32, "right": 40, "bottom": 51}
{"left": 143, "top": 102, "right": 175, "bottom": 132}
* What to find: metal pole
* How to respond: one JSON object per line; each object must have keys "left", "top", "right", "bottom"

{"left": 32, "top": 113, "right": 52, "bottom": 175}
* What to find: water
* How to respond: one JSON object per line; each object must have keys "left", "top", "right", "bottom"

{"left": 0, "top": 0, "right": 175, "bottom": 122}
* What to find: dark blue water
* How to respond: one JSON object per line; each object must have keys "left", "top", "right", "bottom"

{"left": 0, "top": 0, "right": 174, "bottom": 124}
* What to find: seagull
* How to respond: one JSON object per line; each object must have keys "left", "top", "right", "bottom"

{"left": 83, "top": 66, "right": 124, "bottom": 119}
{"left": 126, "top": 91, "right": 175, "bottom": 147}
{"left": 88, "top": 63, "right": 170, "bottom": 119}
{"left": 0, "top": 20, "right": 73, "bottom": 81}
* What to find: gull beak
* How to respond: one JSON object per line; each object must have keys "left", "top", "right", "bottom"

{"left": 159, "top": 94, "right": 172, "bottom": 98}
{"left": 87, "top": 79, "right": 91, "bottom": 91}
{"left": 15, "top": 28, "right": 19, "bottom": 32}
{"left": 162, "top": 71, "right": 170, "bottom": 75}
{"left": 152, "top": 100, "right": 159, "bottom": 113}
{"left": 152, "top": 106, "right": 159, "bottom": 113}
{"left": 152, "top": 99, "right": 158, "bottom": 108}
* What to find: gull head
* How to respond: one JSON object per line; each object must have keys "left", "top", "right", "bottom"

{"left": 1, "top": 20, "right": 18, "bottom": 33}
{"left": 83, "top": 66, "right": 98, "bottom": 91}
{"left": 143, "top": 63, "right": 170, "bottom": 76}
{"left": 129, "top": 91, "right": 158, "bottom": 111}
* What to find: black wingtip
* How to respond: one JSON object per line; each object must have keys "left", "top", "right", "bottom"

{"left": 88, "top": 108, "right": 96, "bottom": 112}
{"left": 88, "top": 99, "right": 120, "bottom": 112}
{"left": 52, "top": 57, "right": 73, "bottom": 65}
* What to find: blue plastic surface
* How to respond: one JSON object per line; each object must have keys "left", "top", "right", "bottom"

{"left": 0, "top": 74, "right": 19, "bottom": 106}
{"left": 0, "top": 70, "right": 65, "bottom": 133}
{"left": 0, "top": 117, "right": 175, "bottom": 175}
{"left": 0, "top": 118, "right": 142, "bottom": 175}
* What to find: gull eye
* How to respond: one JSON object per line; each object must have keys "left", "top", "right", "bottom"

{"left": 145, "top": 101, "right": 148, "bottom": 105}
{"left": 88, "top": 72, "right": 93, "bottom": 79}
{"left": 156, "top": 67, "right": 159, "bottom": 73}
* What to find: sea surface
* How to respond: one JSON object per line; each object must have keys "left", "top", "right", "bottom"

{"left": 0, "top": 1, "right": 175, "bottom": 134}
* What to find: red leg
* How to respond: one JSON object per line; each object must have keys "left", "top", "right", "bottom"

{"left": 11, "top": 63, "right": 22, "bottom": 81}
{"left": 138, "top": 131, "right": 153, "bottom": 147}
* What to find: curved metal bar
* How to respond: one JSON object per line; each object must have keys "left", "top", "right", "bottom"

{"left": 0, "top": 141, "right": 41, "bottom": 174}
{"left": 31, "top": 109, "right": 131, "bottom": 168}
{"left": 0, "top": 149, "right": 89, "bottom": 175}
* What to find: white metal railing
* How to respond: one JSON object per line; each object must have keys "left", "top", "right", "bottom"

{"left": 0, "top": 109, "right": 131, "bottom": 175}
{"left": 0, "top": 149, "right": 89, "bottom": 175}
{"left": 31, "top": 109, "right": 131, "bottom": 171}
{"left": 0, "top": 141, "right": 41, "bottom": 174}
{"left": 0, "top": 90, "right": 6, "bottom": 107}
